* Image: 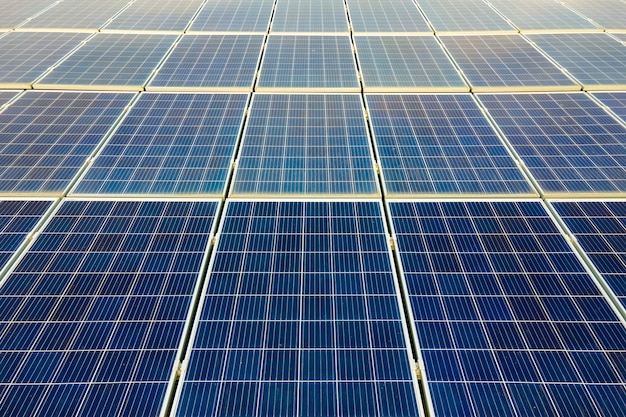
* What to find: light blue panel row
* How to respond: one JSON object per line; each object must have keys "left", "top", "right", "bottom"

{"left": 346, "top": 0, "right": 431, "bottom": 33}
{"left": 0, "top": 0, "right": 58, "bottom": 29}
{"left": 390, "top": 200, "right": 626, "bottom": 417}
{"left": 488, "top": 0, "right": 599, "bottom": 31}
{"left": 175, "top": 201, "right": 422, "bottom": 417}
{"left": 188, "top": 0, "right": 274, "bottom": 33}
{"left": 74, "top": 93, "right": 248, "bottom": 196}
{"left": 20, "top": 0, "right": 133, "bottom": 30}
{"left": 418, "top": 0, "right": 514, "bottom": 33}
{"left": 271, "top": 0, "right": 348, "bottom": 32}
{"left": 0, "top": 200, "right": 218, "bottom": 417}
{"left": 103, "top": 0, "right": 205, "bottom": 31}
{"left": 231, "top": 94, "right": 378, "bottom": 196}
{"left": 560, "top": 0, "right": 626, "bottom": 30}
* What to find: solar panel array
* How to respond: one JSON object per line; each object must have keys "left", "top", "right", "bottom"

{"left": 1, "top": 1, "right": 626, "bottom": 417}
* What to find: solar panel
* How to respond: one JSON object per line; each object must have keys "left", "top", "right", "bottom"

{"left": 231, "top": 94, "right": 379, "bottom": 196}
{"left": 366, "top": 94, "right": 535, "bottom": 196}
{"left": 389, "top": 200, "right": 626, "bottom": 417}
{"left": 0, "top": 91, "right": 21, "bottom": 108}
{"left": 354, "top": 36, "right": 467, "bottom": 92}
{"left": 592, "top": 91, "right": 626, "bottom": 123}
{"left": 173, "top": 200, "right": 423, "bottom": 417}
{"left": 417, "top": 0, "right": 515, "bottom": 33}
{"left": 102, "top": 0, "right": 204, "bottom": 32}
{"left": 257, "top": 35, "right": 360, "bottom": 91}
{"left": 0, "top": 31, "right": 89, "bottom": 89}
{"left": 20, "top": 0, "right": 133, "bottom": 30}
{"left": 488, "top": 0, "right": 600, "bottom": 32}
{"left": 271, "top": 0, "right": 349, "bottom": 33}
{"left": 0, "top": 91, "right": 133, "bottom": 194}
{"left": 479, "top": 92, "right": 626, "bottom": 195}
{"left": 187, "top": 0, "right": 274, "bottom": 33}
{"left": 0, "top": 0, "right": 56, "bottom": 30}
{"left": 73, "top": 93, "right": 248, "bottom": 196}
{"left": 345, "top": 0, "right": 431, "bottom": 34}
{"left": 147, "top": 35, "right": 264, "bottom": 91}
{"left": 553, "top": 200, "right": 626, "bottom": 312}
{"left": 440, "top": 34, "right": 580, "bottom": 92}
{"left": 0, "top": 199, "right": 52, "bottom": 272}
{"left": 0, "top": 199, "right": 218, "bottom": 417}
{"left": 560, "top": 0, "right": 626, "bottom": 31}
{"left": 527, "top": 34, "right": 626, "bottom": 90}
{"left": 35, "top": 33, "right": 176, "bottom": 91}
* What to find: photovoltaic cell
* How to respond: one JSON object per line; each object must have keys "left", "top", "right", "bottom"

{"left": 0, "top": 199, "right": 218, "bottom": 417}
{"left": 35, "top": 34, "right": 176, "bottom": 90}
{"left": 488, "top": 0, "right": 599, "bottom": 32}
{"left": 592, "top": 91, "right": 626, "bottom": 123}
{"left": 479, "top": 93, "right": 626, "bottom": 195}
{"left": 0, "top": 92, "right": 21, "bottom": 108}
{"left": 148, "top": 35, "right": 264, "bottom": 91}
{"left": 74, "top": 93, "right": 248, "bottom": 196}
{"left": 175, "top": 201, "right": 422, "bottom": 417}
{"left": 560, "top": 0, "right": 626, "bottom": 30}
{"left": 272, "top": 0, "right": 348, "bottom": 32}
{"left": 231, "top": 94, "right": 378, "bottom": 196}
{"left": 257, "top": 36, "right": 359, "bottom": 91}
{"left": 0, "top": 199, "right": 52, "bottom": 270}
{"left": 0, "top": 31, "right": 89, "bottom": 88}
{"left": 20, "top": 0, "right": 133, "bottom": 30}
{"left": 187, "top": 0, "right": 274, "bottom": 33}
{"left": 417, "top": 0, "right": 514, "bottom": 33}
{"left": 102, "top": 0, "right": 204, "bottom": 32}
{"left": 440, "top": 35, "right": 580, "bottom": 91}
{"left": 0, "top": 0, "right": 57, "bottom": 29}
{"left": 0, "top": 91, "right": 133, "bottom": 194}
{"left": 527, "top": 34, "right": 626, "bottom": 90}
{"left": 354, "top": 36, "right": 467, "bottom": 92}
{"left": 390, "top": 200, "right": 626, "bottom": 417}
{"left": 345, "top": 0, "right": 431, "bottom": 34}
{"left": 553, "top": 201, "right": 626, "bottom": 311}
{"left": 366, "top": 94, "right": 534, "bottom": 196}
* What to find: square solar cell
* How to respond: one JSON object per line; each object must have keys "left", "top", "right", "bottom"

{"left": 417, "top": 0, "right": 515, "bottom": 33}
{"left": 148, "top": 35, "right": 263, "bottom": 91}
{"left": 592, "top": 91, "right": 626, "bottom": 123}
{"left": 0, "top": 31, "right": 89, "bottom": 88}
{"left": 0, "top": 199, "right": 218, "bottom": 417}
{"left": 0, "top": 91, "right": 133, "bottom": 194}
{"left": 102, "top": 0, "right": 204, "bottom": 32}
{"left": 73, "top": 93, "right": 248, "bottom": 196}
{"left": 231, "top": 94, "right": 378, "bottom": 196}
{"left": 440, "top": 34, "right": 580, "bottom": 91}
{"left": 355, "top": 36, "right": 467, "bottom": 91}
{"left": 366, "top": 94, "right": 534, "bottom": 196}
{"left": 528, "top": 33, "right": 626, "bottom": 90}
{"left": 345, "top": 0, "right": 431, "bottom": 34}
{"left": 35, "top": 33, "right": 176, "bottom": 90}
{"left": 257, "top": 35, "right": 359, "bottom": 91}
{"left": 20, "top": 0, "right": 133, "bottom": 30}
{"left": 560, "top": 0, "right": 626, "bottom": 31}
{"left": 488, "top": 0, "right": 600, "bottom": 32}
{"left": 174, "top": 201, "right": 423, "bottom": 417}
{"left": 479, "top": 92, "right": 626, "bottom": 195}
{"left": 188, "top": 0, "right": 274, "bottom": 33}
{"left": 390, "top": 200, "right": 626, "bottom": 417}
{"left": 553, "top": 201, "right": 626, "bottom": 311}
{"left": 271, "top": 0, "right": 349, "bottom": 32}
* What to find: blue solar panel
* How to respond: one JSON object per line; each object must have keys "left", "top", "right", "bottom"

{"left": 0, "top": 32, "right": 89, "bottom": 88}
{"left": 0, "top": 0, "right": 57, "bottom": 29}
{"left": 366, "top": 94, "right": 534, "bottom": 196}
{"left": 0, "top": 199, "right": 51, "bottom": 270}
{"left": 174, "top": 201, "right": 422, "bottom": 417}
{"left": 0, "top": 91, "right": 20, "bottom": 107}
{"left": 188, "top": 0, "right": 274, "bottom": 33}
{"left": 345, "top": 0, "right": 431, "bottom": 33}
{"left": 592, "top": 91, "right": 626, "bottom": 123}
{"left": 257, "top": 36, "right": 359, "bottom": 91}
{"left": 560, "top": 0, "right": 626, "bottom": 30}
{"left": 74, "top": 93, "right": 248, "bottom": 196}
{"left": 553, "top": 201, "right": 626, "bottom": 310}
{"left": 0, "top": 199, "right": 218, "bottom": 417}
{"left": 440, "top": 35, "right": 580, "bottom": 91}
{"left": 148, "top": 35, "right": 263, "bottom": 91}
{"left": 231, "top": 94, "right": 379, "bottom": 196}
{"left": 35, "top": 34, "right": 176, "bottom": 90}
{"left": 272, "top": 0, "right": 348, "bottom": 32}
{"left": 102, "top": 0, "right": 204, "bottom": 32}
{"left": 418, "top": 0, "right": 515, "bottom": 33}
{"left": 488, "top": 0, "right": 600, "bottom": 32}
{"left": 355, "top": 36, "right": 467, "bottom": 91}
{"left": 20, "top": 0, "right": 134, "bottom": 30}
{"left": 390, "top": 200, "right": 626, "bottom": 417}
{"left": 479, "top": 92, "right": 626, "bottom": 195}
{"left": 528, "top": 34, "right": 626, "bottom": 90}
{"left": 0, "top": 91, "right": 133, "bottom": 194}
